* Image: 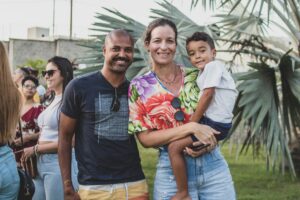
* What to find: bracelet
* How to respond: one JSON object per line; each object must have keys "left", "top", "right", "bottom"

{"left": 64, "top": 179, "right": 72, "bottom": 185}
{"left": 34, "top": 144, "right": 39, "bottom": 157}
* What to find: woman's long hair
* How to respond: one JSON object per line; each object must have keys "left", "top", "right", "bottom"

{"left": 0, "top": 42, "right": 21, "bottom": 143}
{"left": 44, "top": 56, "right": 73, "bottom": 105}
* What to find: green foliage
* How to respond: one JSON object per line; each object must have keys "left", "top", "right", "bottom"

{"left": 18, "top": 58, "right": 47, "bottom": 76}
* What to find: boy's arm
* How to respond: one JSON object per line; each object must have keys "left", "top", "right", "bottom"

{"left": 190, "top": 87, "right": 215, "bottom": 122}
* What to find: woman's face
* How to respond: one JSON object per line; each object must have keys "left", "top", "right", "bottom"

{"left": 145, "top": 25, "right": 177, "bottom": 66}
{"left": 44, "top": 62, "right": 63, "bottom": 92}
{"left": 22, "top": 80, "right": 37, "bottom": 99}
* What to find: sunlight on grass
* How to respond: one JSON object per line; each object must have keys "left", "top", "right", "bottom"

{"left": 139, "top": 144, "right": 300, "bottom": 200}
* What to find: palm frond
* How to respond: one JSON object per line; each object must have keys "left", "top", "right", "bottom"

{"left": 233, "top": 62, "right": 295, "bottom": 175}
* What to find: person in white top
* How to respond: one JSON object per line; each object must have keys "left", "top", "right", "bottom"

{"left": 167, "top": 31, "right": 237, "bottom": 200}
{"left": 22, "top": 56, "right": 78, "bottom": 200}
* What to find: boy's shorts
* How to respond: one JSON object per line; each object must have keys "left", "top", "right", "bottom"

{"left": 191, "top": 116, "right": 232, "bottom": 142}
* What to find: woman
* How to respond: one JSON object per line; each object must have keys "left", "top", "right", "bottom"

{"left": 128, "top": 18, "right": 236, "bottom": 199}
{"left": 23, "top": 56, "right": 78, "bottom": 200}
{"left": 0, "top": 41, "right": 22, "bottom": 200}
{"left": 13, "top": 76, "right": 43, "bottom": 166}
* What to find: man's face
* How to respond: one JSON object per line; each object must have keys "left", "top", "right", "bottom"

{"left": 103, "top": 34, "right": 134, "bottom": 74}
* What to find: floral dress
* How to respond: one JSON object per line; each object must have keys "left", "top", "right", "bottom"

{"left": 14, "top": 104, "right": 44, "bottom": 162}
{"left": 128, "top": 67, "right": 200, "bottom": 134}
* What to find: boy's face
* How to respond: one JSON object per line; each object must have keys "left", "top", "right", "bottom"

{"left": 186, "top": 40, "right": 216, "bottom": 70}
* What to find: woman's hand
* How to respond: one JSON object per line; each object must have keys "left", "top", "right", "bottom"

{"left": 22, "top": 146, "right": 35, "bottom": 162}
{"left": 191, "top": 122, "right": 219, "bottom": 146}
{"left": 185, "top": 122, "right": 220, "bottom": 157}
{"left": 13, "top": 133, "right": 31, "bottom": 146}
{"left": 13, "top": 138, "right": 22, "bottom": 147}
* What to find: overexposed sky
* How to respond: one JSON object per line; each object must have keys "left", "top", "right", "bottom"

{"left": 0, "top": 0, "right": 214, "bottom": 40}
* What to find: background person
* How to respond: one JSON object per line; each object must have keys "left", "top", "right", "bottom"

{"left": 12, "top": 76, "right": 44, "bottom": 167}
{"left": 0, "top": 41, "right": 22, "bottom": 200}
{"left": 23, "top": 56, "right": 78, "bottom": 200}
{"left": 26, "top": 66, "right": 47, "bottom": 104}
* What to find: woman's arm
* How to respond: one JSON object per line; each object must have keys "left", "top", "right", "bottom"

{"left": 13, "top": 132, "right": 40, "bottom": 146}
{"left": 137, "top": 122, "right": 218, "bottom": 148}
{"left": 22, "top": 141, "right": 58, "bottom": 161}
{"left": 24, "top": 132, "right": 40, "bottom": 142}
{"left": 36, "top": 142, "right": 58, "bottom": 154}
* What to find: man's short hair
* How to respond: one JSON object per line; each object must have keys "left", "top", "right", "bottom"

{"left": 105, "top": 29, "right": 134, "bottom": 46}
{"left": 186, "top": 32, "right": 215, "bottom": 49}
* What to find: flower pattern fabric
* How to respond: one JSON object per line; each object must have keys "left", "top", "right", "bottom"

{"left": 13, "top": 104, "right": 44, "bottom": 162}
{"left": 129, "top": 67, "right": 200, "bottom": 134}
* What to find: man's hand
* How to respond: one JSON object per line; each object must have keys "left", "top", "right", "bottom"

{"left": 64, "top": 181, "right": 81, "bottom": 200}
{"left": 64, "top": 190, "right": 81, "bottom": 200}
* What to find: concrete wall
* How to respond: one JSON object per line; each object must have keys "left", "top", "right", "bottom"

{"left": 55, "top": 39, "right": 87, "bottom": 63}
{"left": 1, "top": 38, "right": 90, "bottom": 70}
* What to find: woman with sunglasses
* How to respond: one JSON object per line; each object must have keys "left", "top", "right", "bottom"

{"left": 128, "top": 18, "right": 235, "bottom": 199}
{"left": 0, "top": 42, "right": 22, "bottom": 200}
{"left": 23, "top": 56, "right": 78, "bottom": 200}
{"left": 12, "top": 76, "right": 43, "bottom": 167}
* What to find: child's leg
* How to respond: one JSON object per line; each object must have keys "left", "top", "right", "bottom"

{"left": 168, "top": 136, "right": 194, "bottom": 200}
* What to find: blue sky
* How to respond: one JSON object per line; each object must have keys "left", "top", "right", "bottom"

{"left": 0, "top": 0, "right": 213, "bottom": 40}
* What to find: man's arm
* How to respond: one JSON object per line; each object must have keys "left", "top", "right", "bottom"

{"left": 190, "top": 87, "right": 215, "bottom": 122}
{"left": 58, "top": 113, "right": 79, "bottom": 200}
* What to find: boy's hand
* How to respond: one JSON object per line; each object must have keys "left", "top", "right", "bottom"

{"left": 185, "top": 141, "right": 215, "bottom": 157}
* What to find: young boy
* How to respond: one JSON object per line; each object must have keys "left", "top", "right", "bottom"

{"left": 168, "top": 32, "right": 238, "bottom": 200}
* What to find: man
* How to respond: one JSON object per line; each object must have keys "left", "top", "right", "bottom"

{"left": 58, "top": 29, "right": 149, "bottom": 200}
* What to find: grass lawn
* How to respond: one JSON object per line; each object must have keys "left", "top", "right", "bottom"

{"left": 139, "top": 144, "right": 300, "bottom": 200}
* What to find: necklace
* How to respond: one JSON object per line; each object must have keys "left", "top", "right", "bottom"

{"left": 154, "top": 66, "right": 178, "bottom": 85}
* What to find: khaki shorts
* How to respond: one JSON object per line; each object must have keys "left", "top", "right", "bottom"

{"left": 78, "top": 179, "right": 149, "bottom": 200}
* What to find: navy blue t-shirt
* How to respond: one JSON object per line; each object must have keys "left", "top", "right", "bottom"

{"left": 61, "top": 71, "right": 145, "bottom": 185}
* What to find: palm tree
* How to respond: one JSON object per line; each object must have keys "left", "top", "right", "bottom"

{"left": 79, "top": 0, "right": 300, "bottom": 176}
{"left": 191, "top": 0, "right": 300, "bottom": 176}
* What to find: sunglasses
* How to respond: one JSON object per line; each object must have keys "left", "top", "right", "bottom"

{"left": 111, "top": 88, "right": 120, "bottom": 112}
{"left": 171, "top": 97, "right": 185, "bottom": 121}
{"left": 42, "top": 69, "right": 57, "bottom": 77}
{"left": 23, "top": 84, "right": 37, "bottom": 89}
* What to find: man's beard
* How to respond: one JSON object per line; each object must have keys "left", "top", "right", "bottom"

{"left": 110, "top": 56, "right": 132, "bottom": 73}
